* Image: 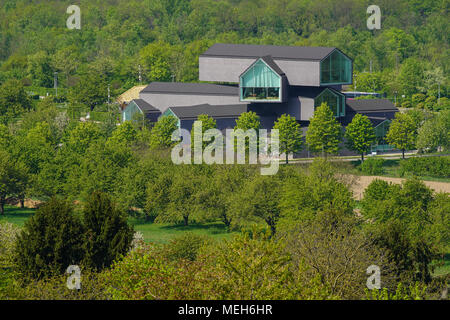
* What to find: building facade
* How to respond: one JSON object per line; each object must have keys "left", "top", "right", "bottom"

{"left": 122, "top": 43, "right": 397, "bottom": 145}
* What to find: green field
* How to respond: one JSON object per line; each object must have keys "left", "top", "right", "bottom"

{"left": 1, "top": 205, "right": 448, "bottom": 276}
{"left": 0, "top": 206, "right": 36, "bottom": 227}
{"left": 0, "top": 206, "right": 234, "bottom": 244}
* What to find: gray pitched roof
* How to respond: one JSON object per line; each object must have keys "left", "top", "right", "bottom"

{"left": 131, "top": 99, "right": 160, "bottom": 113}
{"left": 201, "top": 43, "right": 336, "bottom": 61}
{"left": 346, "top": 99, "right": 397, "bottom": 112}
{"left": 169, "top": 104, "right": 248, "bottom": 119}
{"left": 260, "top": 56, "right": 286, "bottom": 75}
{"left": 141, "top": 82, "right": 238, "bottom": 96}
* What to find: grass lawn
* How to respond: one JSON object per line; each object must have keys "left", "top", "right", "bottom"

{"left": 129, "top": 218, "right": 236, "bottom": 244}
{"left": 1, "top": 206, "right": 234, "bottom": 244}
{"left": 0, "top": 205, "right": 35, "bottom": 227}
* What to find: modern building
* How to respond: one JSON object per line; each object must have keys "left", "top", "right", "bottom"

{"left": 122, "top": 43, "right": 397, "bottom": 150}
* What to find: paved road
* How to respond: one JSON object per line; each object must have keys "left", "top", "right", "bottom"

{"left": 285, "top": 152, "right": 449, "bottom": 164}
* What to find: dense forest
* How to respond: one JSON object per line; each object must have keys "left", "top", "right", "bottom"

{"left": 0, "top": 0, "right": 448, "bottom": 101}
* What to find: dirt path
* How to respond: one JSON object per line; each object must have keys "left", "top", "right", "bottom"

{"left": 348, "top": 175, "right": 450, "bottom": 200}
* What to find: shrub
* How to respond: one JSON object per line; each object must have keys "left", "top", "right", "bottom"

{"left": 14, "top": 198, "right": 85, "bottom": 280}
{"left": 0, "top": 221, "right": 20, "bottom": 268}
{"left": 399, "top": 157, "right": 450, "bottom": 178}
{"left": 82, "top": 191, "right": 134, "bottom": 271}
{"left": 161, "top": 232, "right": 211, "bottom": 262}
{"left": 359, "top": 157, "right": 385, "bottom": 175}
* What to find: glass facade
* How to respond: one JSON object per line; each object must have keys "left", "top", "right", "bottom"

{"left": 240, "top": 60, "right": 281, "bottom": 101}
{"left": 123, "top": 102, "right": 142, "bottom": 122}
{"left": 320, "top": 50, "right": 352, "bottom": 85}
{"left": 314, "top": 89, "right": 345, "bottom": 117}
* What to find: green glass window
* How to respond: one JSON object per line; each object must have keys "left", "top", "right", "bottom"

{"left": 240, "top": 60, "right": 281, "bottom": 101}
{"left": 123, "top": 102, "right": 142, "bottom": 122}
{"left": 314, "top": 89, "right": 344, "bottom": 117}
{"left": 374, "top": 120, "right": 391, "bottom": 145}
{"left": 320, "top": 50, "right": 352, "bottom": 85}
{"left": 161, "top": 109, "right": 181, "bottom": 128}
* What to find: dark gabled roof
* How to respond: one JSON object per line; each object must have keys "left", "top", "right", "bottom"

{"left": 201, "top": 43, "right": 337, "bottom": 61}
{"left": 346, "top": 99, "right": 397, "bottom": 113}
{"left": 141, "top": 82, "right": 238, "bottom": 96}
{"left": 131, "top": 99, "right": 160, "bottom": 113}
{"left": 168, "top": 104, "right": 248, "bottom": 120}
{"left": 289, "top": 86, "right": 344, "bottom": 99}
{"left": 260, "top": 56, "right": 285, "bottom": 76}
{"left": 239, "top": 55, "right": 286, "bottom": 79}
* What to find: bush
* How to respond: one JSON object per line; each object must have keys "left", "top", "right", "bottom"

{"left": 0, "top": 221, "right": 20, "bottom": 268}
{"left": 399, "top": 157, "right": 450, "bottom": 178}
{"left": 161, "top": 232, "right": 211, "bottom": 262}
{"left": 359, "top": 157, "right": 385, "bottom": 175}
{"left": 82, "top": 191, "right": 134, "bottom": 271}
{"left": 14, "top": 198, "right": 85, "bottom": 280}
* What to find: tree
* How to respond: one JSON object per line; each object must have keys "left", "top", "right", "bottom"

{"left": 397, "top": 58, "right": 425, "bottom": 97}
{"left": 82, "top": 191, "right": 134, "bottom": 271}
{"left": 106, "top": 121, "right": 138, "bottom": 148}
{"left": 230, "top": 174, "right": 281, "bottom": 235}
{"left": 27, "top": 51, "right": 53, "bottom": 87}
{"left": 68, "top": 72, "right": 108, "bottom": 111}
{"left": 14, "top": 198, "right": 85, "bottom": 280}
{"left": 0, "top": 79, "right": 33, "bottom": 124}
{"left": 386, "top": 112, "right": 417, "bottom": 159}
{"left": 233, "top": 111, "right": 261, "bottom": 158}
{"left": 0, "top": 150, "right": 29, "bottom": 215}
{"left": 273, "top": 114, "right": 303, "bottom": 163}
{"left": 306, "top": 103, "right": 342, "bottom": 156}
{"left": 191, "top": 114, "right": 217, "bottom": 150}
{"left": 149, "top": 115, "right": 179, "bottom": 150}
{"left": 345, "top": 114, "right": 376, "bottom": 161}
{"left": 65, "top": 121, "right": 102, "bottom": 154}
{"left": 416, "top": 110, "right": 450, "bottom": 152}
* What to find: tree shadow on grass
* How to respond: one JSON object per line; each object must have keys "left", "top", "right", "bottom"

{"left": 160, "top": 222, "right": 227, "bottom": 234}
{"left": 1, "top": 206, "right": 35, "bottom": 219}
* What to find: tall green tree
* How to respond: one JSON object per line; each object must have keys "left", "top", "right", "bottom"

{"left": 149, "top": 115, "right": 179, "bottom": 150}
{"left": 14, "top": 198, "right": 85, "bottom": 280}
{"left": 82, "top": 191, "right": 134, "bottom": 271}
{"left": 191, "top": 114, "right": 217, "bottom": 150}
{"left": 273, "top": 114, "right": 303, "bottom": 163}
{"left": 386, "top": 112, "right": 417, "bottom": 159}
{"left": 344, "top": 114, "right": 376, "bottom": 161}
{"left": 0, "top": 150, "right": 29, "bottom": 215}
{"left": 68, "top": 72, "right": 108, "bottom": 111}
{"left": 306, "top": 103, "right": 342, "bottom": 156}
{"left": 0, "top": 79, "right": 33, "bottom": 124}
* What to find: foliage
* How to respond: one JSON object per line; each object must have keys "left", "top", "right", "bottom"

{"left": 399, "top": 156, "right": 450, "bottom": 178}
{"left": 0, "top": 79, "right": 32, "bottom": 124}
{"left": 344, "top": 114, "right": 376, "bottom": 161}
{"left": 273, "top": 114, "right": 303, "bottom": 163}
{"left": 149, "top": 115, "right": 179, "bottom": 150}
{"left": 191, "top": 114, "right": 217, "bottom": 150}
{"left": 416, "top": 110, "right": 450, "bottom": 152}
{"left": 82, "top": 191, "right": 134, "bottom": 271}
{"left": 306, "top": 103, "right": 342, "bottom": 156}
{"left": 14, "top": 198, "right": 85, "bottom": 281}
{"left": 161, "top": 232, "right": 211, "bottom": 262}
{"left": 359, "top": 157, "right": 385, "bottom": 175}
{"left": 0, "top": 221, "right": 20, "bottom": 268}
{"left": 386, "top": 112, "right": 417, "bottom": 158}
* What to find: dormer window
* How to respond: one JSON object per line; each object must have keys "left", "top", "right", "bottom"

{"left": 239, "top": 57, "right": 286, "bottom": 102}
{"left": 320, "top": 49, "right": 352, "bottom": 85}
